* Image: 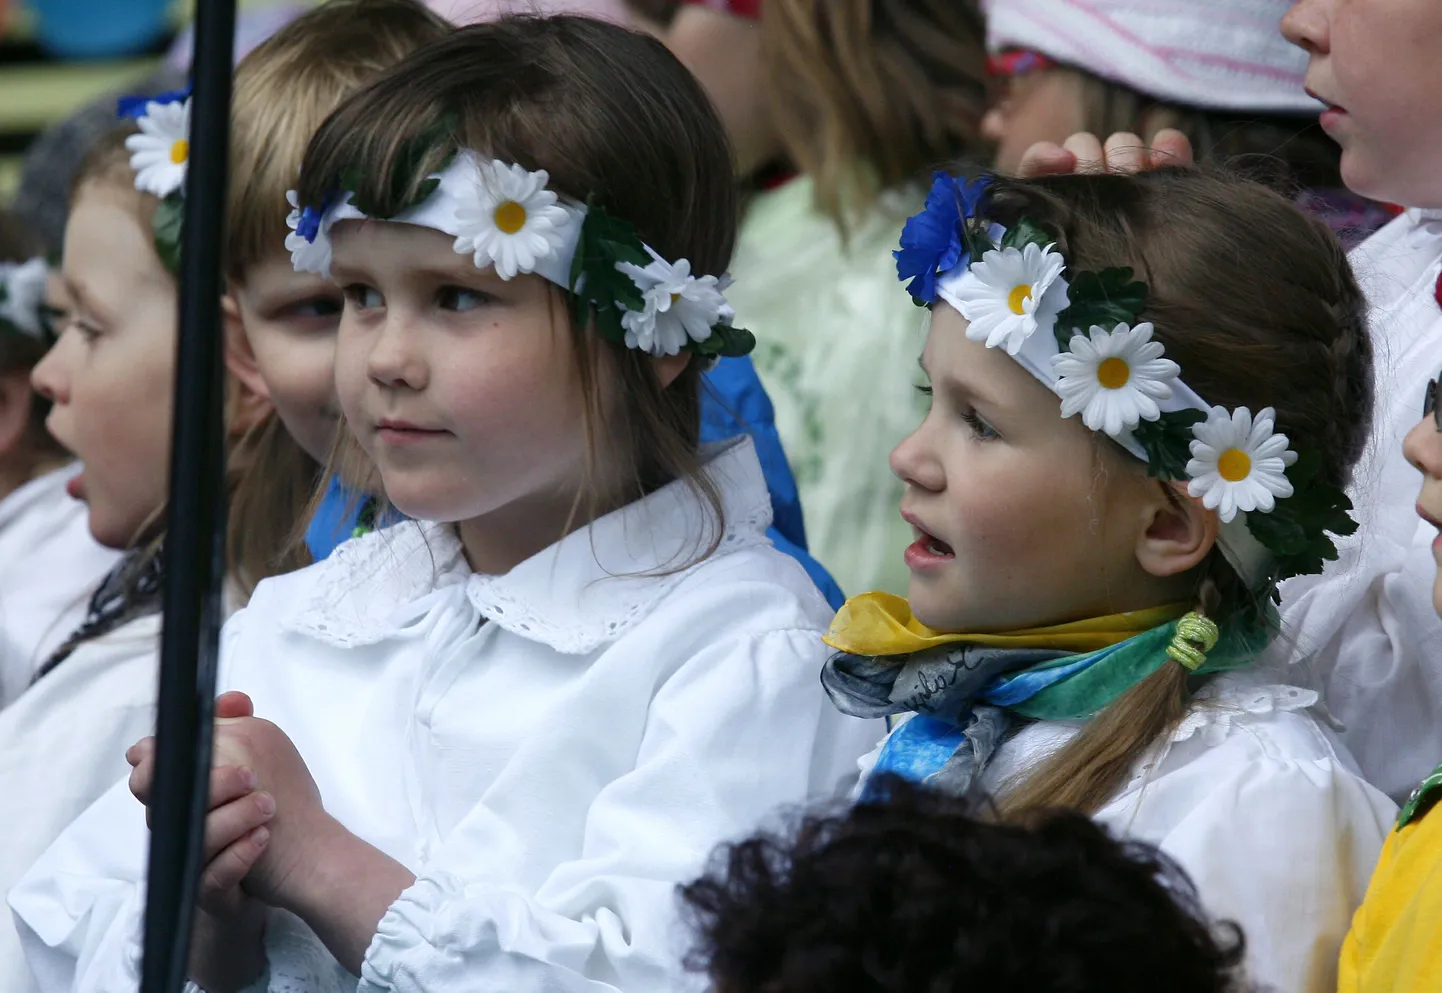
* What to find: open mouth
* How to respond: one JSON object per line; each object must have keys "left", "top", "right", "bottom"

{"left": 903, "top": 512, "right": 956, "bottom": 568}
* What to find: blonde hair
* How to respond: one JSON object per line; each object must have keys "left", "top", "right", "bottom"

{"left": 225, "top": 0, "right": 451, "bottom": 281}
{"left": 760, "top": 0, "right": 988, "bottom": 229}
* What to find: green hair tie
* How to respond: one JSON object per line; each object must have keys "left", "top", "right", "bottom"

{"left": 1167, "top": 612, "right": 1221, "bottom": 672}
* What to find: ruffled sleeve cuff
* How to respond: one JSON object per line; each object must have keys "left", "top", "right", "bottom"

{"left": 358, "top": 874, "right": 455, "bottom": 991}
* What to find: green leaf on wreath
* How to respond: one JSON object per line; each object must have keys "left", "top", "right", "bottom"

{"left": 1053, "top": 267, "right": 1148, "bottom": 346}
{"left": 1130, "top": 410, "right": 1205, "bottom": 481}
{"left": 960, "top": 218, "right": 996, "bottom": 266}
{"left": 152, "top": 192, "right": 185, "bottom": 274}
{"left": 1244, "top": 451, "right": 1359, "bottom": 580}
{"left": 1000, "top": 216, "right": 1051, "bottom": 252}
{"left": 692, "top": 322, "right": 756, "bottom": 359}
{"left": 568, "top": 199, "right": 651, "bottom": 345}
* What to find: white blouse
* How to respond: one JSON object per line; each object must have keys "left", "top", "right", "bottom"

{"left": 1277, "top": 209, "right": 1442, "bottom": 802}
{"left": 858, "top": 669, "right": 1396, "bottom": 993}
{"left": 9, "top": 439, "right": 881, "bottom": 993}
{"left": 0, "top": 464, "right": 119, "bottom": 706}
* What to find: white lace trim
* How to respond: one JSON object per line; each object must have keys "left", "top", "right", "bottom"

{"left": 1171, "top": 680, "right": 1319, "bottom": 748}
{"left": 283, "top": 439, "right": 775, "bottom": 654}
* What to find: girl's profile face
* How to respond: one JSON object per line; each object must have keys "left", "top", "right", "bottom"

{"left": 31, "top": 182, "right": 177, "bottom": 549}
{"left": 1403, "top": 403, "right": 1442, "bottom": 616}
{"left": 890, "top": 307, "right": 1178, "bottom": 632}
{"left": 1284, "top": 0, "right": 1442, "bottom": 207}
{"left": 228, "top": 256, "right": 345, "bottom": 463}
{"left": 981, "top": 67, "right": 1086, "bottom": 176}
{"left": 329, "top": 220, "right": 596, "bottom": 574}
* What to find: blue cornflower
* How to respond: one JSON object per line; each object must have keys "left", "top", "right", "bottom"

{"left": 297, "top": 191, "right": 340, "bottom": 243}
{"left": 117, "top": 84, "right": 193, "bottom": 120}
{"left": 894, "top": 172, "right": 990, "bottom": 303}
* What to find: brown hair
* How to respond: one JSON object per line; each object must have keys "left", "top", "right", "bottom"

{"left": 1070, "top": 68, "right": 1343, "bottom": 191}
{"left": 69, "top": 129, "right": 309, "bottom": 596}
{"left": 297, "top": 15, "right": 739, "bottom": 558}
{"left": 973, "top": 168, "right": 1371, "bottom": 815}
{"left": 0, "top": 210, "right": 67, "bottom": 462}
{"left": 222, "top": 0, "right": 451, "bottom": 583}
{"left": 761, "top": 0, "right": 988, "bottom": 228}
{"left": 226, "top": 0, "right": 451, "bottom": 281}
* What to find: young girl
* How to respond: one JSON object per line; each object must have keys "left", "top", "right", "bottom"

{"left": 1336, "top": 374, "right": 1442, "bottom": 992}
{"left": 982, "top": 0, "right": 1390, "bottom": 247}
{"left": 825, "top": 167, "right": 1395, "bottom": 992}
{"left": 650, "top": 0, "right": 990, "bottom": 597}
{"left": 10, "top": 17, "right": 878, "bottom": 993}
{"left": 0, "top": 212, "right": 118, "bottom": 706}
{"left": 1273, "top": 0, "right": 1442, "bottom": 806}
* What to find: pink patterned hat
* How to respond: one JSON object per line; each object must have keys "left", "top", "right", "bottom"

{"left": 983, "top": 0, "right": 1319, "bottom": 114}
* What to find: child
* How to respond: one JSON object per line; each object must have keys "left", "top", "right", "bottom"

{"left": 1270, "top": 0, "right": 1442, "bottom": 806}
{"left": 681, "top": 776, "right": 1250, "bottom": 993}
{"left": 1334, "top": 376, "right": 1442, "bottom": 991}
{"left": 0, "top": 212, "right": 118, "bottom": 706}
{"left": 223, "top": 0, "right": 449, "bottom": 564}
{"left": 981, "top": 0, "right": 1389, "bottom": 248}
{"left": 0, "top": 1, "right": 448, "bottom": 982}
{"left": 654, "top": 0, "right": 990, "bottom": 597}
{"left": 823, "top": 167, "right": 1395, "bottom": 992}
{"left": 10, "top": 17, "right": 879, "bottom": 993}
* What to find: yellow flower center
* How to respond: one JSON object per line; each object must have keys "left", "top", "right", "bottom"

{"left": 670, "top": 292, "right": 682, "bottom": 306}
{"left": 1217, "top": 448, "right": 1252, "bottom": 483}
{"left": 1096, "top": 357, "right": 1131, "bottom": 390}
{"left": 1007, "top": 284, "right": 1033, "bottom": 315}
{"left": 493, "top": 200, "right": 527, "bottom": 234}
{"left": 169, "top": 139, "right": 189, "bottom": 165}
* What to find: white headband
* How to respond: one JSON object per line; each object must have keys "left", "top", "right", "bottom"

{"left": 0, "top": 258, "right": 50, "bottom": 340}
{"left": 287, "top": 150, "right": 747, "bottom": 360}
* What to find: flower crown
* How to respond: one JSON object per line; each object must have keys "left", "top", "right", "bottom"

{"left": 895, "top": 172, "right": 1357, "bottom": 589}
{"left": 286, "top": 141, "right": 754, "bottom": 361}
{"left": 0, "top": 257, "right": 50, "bottom": 341}
{"left": 118, "top": 86, "right": 191, "bottom": 273}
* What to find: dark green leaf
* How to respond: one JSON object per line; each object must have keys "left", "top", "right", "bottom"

{"left": 693, "top": 322, "right": 756, "bottom": 359}
{"left": 568, "top": 200, "right": 651, "bottom": 345}
{"left": 1131, "top": 410, "right": 1205, "bottom": 481}
{"left": 1000, "top": 216, "right": 1051, "bottom": 252}
{"left": 152, "top": 193, "right": 185, "bottom": 274}
{"left": 1054, "top": 267, "right": 1148, "bottom": 341}
{"left": 1245, "top": 457, "right": 1358, "bottom": 581}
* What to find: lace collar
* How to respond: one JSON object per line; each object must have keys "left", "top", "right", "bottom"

{"left": 286, "top": 438, "right": 775, "bottom": 654}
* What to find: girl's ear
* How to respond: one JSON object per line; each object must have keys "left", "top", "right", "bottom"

{"left": 222, "top": 293, "right": 270, "bottom": 402}
{"left": 649, "top": 352, "right": 692, "bottom": 389}
{"left": 1135, "top": 480, "right": 1217, "bottom": 579}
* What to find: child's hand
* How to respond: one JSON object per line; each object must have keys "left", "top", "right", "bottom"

{"left": 1016, "top": 129, "right": 1195, "bottom": 178}
{"left": 127, "top": 691, "right": 329, "bottom": 912}
{"left": 126, "top": 692, "right": 275, "bottom": 917}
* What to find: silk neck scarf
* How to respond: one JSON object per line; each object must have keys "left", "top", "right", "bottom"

{"left": 822, "top": 592, "right": 1270, "bottom": 796}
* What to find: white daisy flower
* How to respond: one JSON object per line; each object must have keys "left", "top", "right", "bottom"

{"left": 452, "top": 158, "right": 575, "bottom": 279}
{"left": 0, "top": 257, "right": 50, "bottom": 339}
{"left": 951, "top": 242, "right": 1070, "bottom": 355}
{"left": 124, "top": 98, "right": 192, "bottom": 199}
{"left": 285, "top": 190, "right": 337, "bottom": 278}
{"left": 1186, "top": 406, "right": 1298, "bottom": 523}
{"left": 616, "top": 247, "right": 726, "bottom": 356}
{"left": 1052, "top": 322, "right": 1180, "bottom": 435}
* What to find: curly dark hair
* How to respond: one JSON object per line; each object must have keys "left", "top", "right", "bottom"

{"left": 680, "top": 776, "right": 1248, "bottom": 993}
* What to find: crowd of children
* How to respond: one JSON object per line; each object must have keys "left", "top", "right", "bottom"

{"left": 1, "top": 0, "right": 1442, "bottom": 991}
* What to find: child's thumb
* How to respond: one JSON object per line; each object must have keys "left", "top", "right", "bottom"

{"left": 215, "top": 690, "right": 255, "bottom": 721}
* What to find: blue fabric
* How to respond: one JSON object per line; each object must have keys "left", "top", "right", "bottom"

{"left": 701, "top": 357, "right": 843, "bottom": 610}
{"left": 870, "top": 715, "right": 967, "bottom": 784}
{"left": 304, "top": 358, "right": 845, "bottom": 610}
{"left": 868, "top": 645, "right": 1122, "bottom": 786}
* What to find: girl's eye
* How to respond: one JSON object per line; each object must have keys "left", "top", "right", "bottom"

{"left": 962, "top": 410, "right": 1000, "bottom": 441}
{"left": 74, "top": 319, "right": 103, "bottom": 344}
{"left": 437, "top": 286, "right": 492, "bottom": 313}
{"left": 287, "top": 295, "right": 343, "bottom": 320}
{"left": 343, "top": 285, "right": 383, "bottom": 310}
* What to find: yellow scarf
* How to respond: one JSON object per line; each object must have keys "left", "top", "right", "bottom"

{"left": 822, "top": 591, "right": 1189, "bottom": 658}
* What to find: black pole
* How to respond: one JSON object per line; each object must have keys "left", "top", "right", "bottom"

{"left": 140, "top": 0, "right": 236, "bottom": 989}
